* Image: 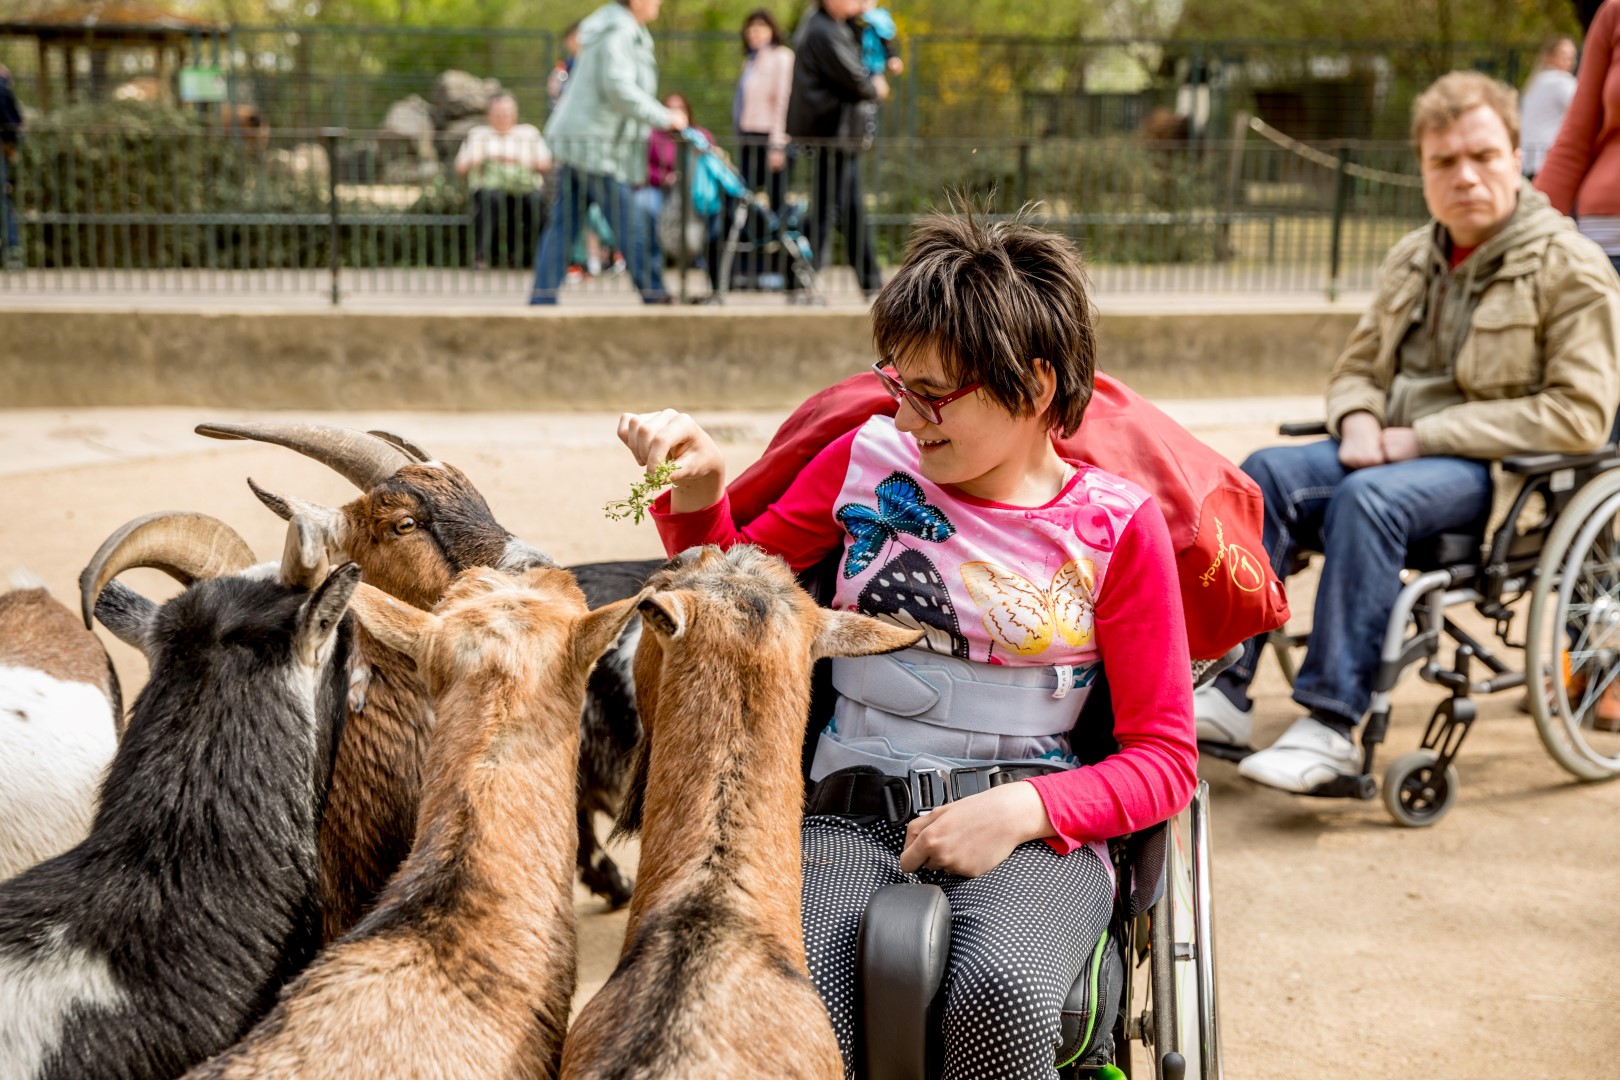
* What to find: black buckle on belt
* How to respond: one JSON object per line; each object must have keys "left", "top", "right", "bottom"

{"left": 909, "top": 767, "right": 947, "bottom": 815}
{"left": 808, "top": 763, "right": 1060, "bottom": 826}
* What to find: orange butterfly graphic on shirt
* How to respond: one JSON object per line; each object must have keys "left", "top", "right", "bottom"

{"left": 960, "top": 558, "right": 1097, "bottom": 657}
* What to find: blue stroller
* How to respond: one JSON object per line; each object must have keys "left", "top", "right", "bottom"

{"left": 680, "top": 128, "right": 823, "bottom": 304}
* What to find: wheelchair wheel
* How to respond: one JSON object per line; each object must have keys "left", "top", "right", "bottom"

{"left": 1163, "top": 780, "right": 1223, "bottom": 1080}
{"left": 1525, "top": 469, "right": 1620, "bottom": 781}
{"left": 1381, "top": 750, "right": 1458, "bottom": 827}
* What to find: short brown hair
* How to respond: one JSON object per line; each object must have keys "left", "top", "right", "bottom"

{"left": 871, "top": 206, "right": 1096, "bottom": 438}
{"left": 1410, "top": 71, "right": 1520, "bottom": 151}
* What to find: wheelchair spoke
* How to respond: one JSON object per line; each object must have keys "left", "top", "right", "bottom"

{"left": 1571, "top": 662, "right": 1620, "bottom": 731}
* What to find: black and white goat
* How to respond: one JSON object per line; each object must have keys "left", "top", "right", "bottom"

{"left": 0, "top": 571, "right": 123, "bottom": 881}
{"left": 0, "top": 511, "right": 358, "bottom": 1080}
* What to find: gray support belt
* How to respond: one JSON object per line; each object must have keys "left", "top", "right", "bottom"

{"left": 831, "top": 647, "right": 1090, "bottom": 739}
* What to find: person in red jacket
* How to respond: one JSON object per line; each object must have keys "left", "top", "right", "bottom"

{"left": 1537, "top": 0, "right": 1620, "bottom": 273}
{"left": 618, "top": 208, "right": 1195, "bottom": 1079}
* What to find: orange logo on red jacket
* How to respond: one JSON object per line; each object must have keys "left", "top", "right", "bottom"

{"left": 1199, "top": 517, "right": 1266, "bottom": 593}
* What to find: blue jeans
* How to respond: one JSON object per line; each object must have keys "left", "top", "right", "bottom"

{"left": 0, "top": 150, "right": 18, "bottom": 251}
{"left": 634, "top": 184, "right": 663, "bottom": 267}
{"left": 1226, "top": 439, "right": 1493, "bottom": 726}
{"left": 530, "top": 165, "right": 666, "bottom": 304}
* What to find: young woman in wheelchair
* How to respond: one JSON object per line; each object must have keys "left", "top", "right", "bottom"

{"left": 618, "top": 209, "right": 1198, "bottom": 1079}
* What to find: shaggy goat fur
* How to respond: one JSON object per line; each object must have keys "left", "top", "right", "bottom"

{"left": 208, "top": 420, "right": 635, "bottom": 925}
{"left": 560, "top": 546, "right": 920, "bottom": 1080}
{"left": 186, "top": 567, "right": 645, "bottom": 1080}
{"left": 0, "top": 575, "right": 122, "bottom": 881}
{"left": 246, "top": 456, "right": 563, "bottom": 939}
{"left": 0, "top": 560, "right": 358, "bottom": 1080}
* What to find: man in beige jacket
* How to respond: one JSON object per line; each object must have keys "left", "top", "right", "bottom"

{"left": 1197, "top": 71, "right": 1620, "bottom": 796}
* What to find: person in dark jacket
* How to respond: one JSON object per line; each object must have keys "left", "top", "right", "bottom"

{"left": 786, "top": 0, "right": 887, "bottom": 297}
{"left": 0, "top": 63, "right": 22, "bottom": 267}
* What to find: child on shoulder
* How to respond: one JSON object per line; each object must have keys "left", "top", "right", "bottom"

{"left": 618, "top": 208, "right": 1196, "bottom": 1079}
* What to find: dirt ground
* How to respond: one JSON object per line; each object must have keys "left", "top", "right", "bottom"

{"left": 2, "top": 402, "right": 1616, "bottom": 1079}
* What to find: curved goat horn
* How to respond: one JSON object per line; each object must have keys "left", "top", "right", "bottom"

{"left": 366, "top": 430, "right": 437, "bottom": 464}
{"left": 80, "top": 511, "right": 257, "bottom": 628}
{"left": 194, "top": 422, "right": 412, "bottom": 492}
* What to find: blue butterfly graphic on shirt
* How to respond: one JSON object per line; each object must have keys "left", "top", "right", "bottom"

{"left": 835, "top": 472, "right": 956, "bottom": 579}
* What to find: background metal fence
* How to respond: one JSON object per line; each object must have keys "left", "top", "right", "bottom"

{"left": 0, "top": 26, "right": 1540, "bottom": 140}
{"left": 0, "top": 120, "right": 1433, "bottom": 304}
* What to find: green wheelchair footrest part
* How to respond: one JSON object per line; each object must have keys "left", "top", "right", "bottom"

{"left": 1091, "top": 1066, "right": 1127, "bottom": 1080}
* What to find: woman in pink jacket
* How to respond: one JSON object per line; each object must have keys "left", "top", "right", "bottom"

{"left": 733, "top": 9, "right": 794, "bottom": 287}
{"left": 1537, "top": 0, "right": 1620, "bottom": 274}
{"left": 736, "top": 10, "right": 793, "bottom": 203}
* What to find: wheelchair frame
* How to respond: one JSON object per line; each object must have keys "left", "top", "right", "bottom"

{"left": 1264, "top": 423, "right": 1620, "bottom": 826}
{"left": 855, "top": 781, "right": 1223, "bottom": 1080}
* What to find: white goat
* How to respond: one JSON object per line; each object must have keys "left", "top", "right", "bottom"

{"left": 0, "top": 570, "right": 122, "bottom": 882}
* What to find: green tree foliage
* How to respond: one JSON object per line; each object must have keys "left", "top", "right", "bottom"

{"left": 1173, "top": 0, "right": 1578, "bottom": 45}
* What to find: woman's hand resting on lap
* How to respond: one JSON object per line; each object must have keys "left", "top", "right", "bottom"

{"left": 899, "top": 781, "right": 1055, "bottom": 878}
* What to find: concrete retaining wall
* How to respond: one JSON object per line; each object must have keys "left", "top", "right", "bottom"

{"left": 0, "top": 306, "right": 1360, "bottom": 409}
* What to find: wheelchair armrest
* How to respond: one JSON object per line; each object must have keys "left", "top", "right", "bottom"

{"left": 1277, "top": 420, "right": 1329, "bottom": 437}
{"left": 1499, "top": 445, "right": 1620, "bottom": 476}
{"left": 858, "top": 883, "right": 951, "bottom": 1080}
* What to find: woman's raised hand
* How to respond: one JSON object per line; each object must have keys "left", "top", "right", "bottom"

{"left": 617, "top": 409, "right": 727, "bottom": 513}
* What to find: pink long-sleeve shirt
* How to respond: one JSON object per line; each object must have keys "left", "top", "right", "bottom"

{"left": 1536, "top": 1, "right": 1620, "bottom": 218}
{"left": 651, "top": 419, "right": 1198, "bottom": 850}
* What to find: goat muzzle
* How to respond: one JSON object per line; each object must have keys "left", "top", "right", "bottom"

{"left": 195, "top": 421, "right": 414, "bottom": 492}
{"left": 80, "top": 511, "right": 257, "bottom": 627}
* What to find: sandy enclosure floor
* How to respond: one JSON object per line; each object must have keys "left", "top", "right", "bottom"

{"left": 1, "top": 401, "right": 1616, "bottom": 1080}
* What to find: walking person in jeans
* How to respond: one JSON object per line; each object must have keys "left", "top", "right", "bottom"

{"left": 786, "top": 0, "right": 887, "bottom": 299}
{"left": 530, "top": 0, "right": 686, "bottom": 305}
{"left": 1195, "top": 72, "right": 1620, "bottom": 796}
{"left": 0, "top": 63, "right": 23, "bottom": 270}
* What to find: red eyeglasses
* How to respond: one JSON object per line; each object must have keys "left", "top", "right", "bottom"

{"left": 871, "top": 361, "right": 983, "bottom": 425}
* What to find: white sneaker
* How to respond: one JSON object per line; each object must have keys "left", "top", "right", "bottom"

{"left": 1237, "top": 716, "right": 1361, "bottom": 794}
{"left": 1194, "top": 683, "right": 1253, "bottom": 748}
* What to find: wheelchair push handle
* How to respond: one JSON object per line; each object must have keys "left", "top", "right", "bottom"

{"left": 1277, "top": 420, "right": 1329, "bottom": 438}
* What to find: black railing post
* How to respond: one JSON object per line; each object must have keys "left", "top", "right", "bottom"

{"left": 1328, "top": 145, "right": 1352, "bottom": 301}
{"left": 1015, "top": 141, "right": 1030, "bottom": 209}
{"left": 323, "top": 127, "right": 343, "bottom": 306}
{"left": 678, "top": 139, "right": 692, "bottom": 304}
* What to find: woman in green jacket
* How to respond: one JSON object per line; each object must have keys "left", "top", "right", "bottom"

{"left": 531, "top": 0, "right": 687, "bottom": 305}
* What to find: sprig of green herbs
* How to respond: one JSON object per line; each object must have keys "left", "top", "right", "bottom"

{"left": 604, "top": 459, "right": 681, "bottom": 525}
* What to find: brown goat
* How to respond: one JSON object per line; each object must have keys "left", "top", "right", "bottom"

{"left": 185, "top": 566, "right": 645, "bottom": 1080}
{"left": 560, "top": 546, "right": 921, "bottom": 1080}
{"left": 197, "top": 421, "right": 562, "bottom": 940}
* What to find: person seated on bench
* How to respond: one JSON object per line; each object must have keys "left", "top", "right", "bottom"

{"left": 618, "top": 208, "right": 1197, "bottom": 1079}
{"left": 1196, "top": 71, "right": 1620, "bottom": 795}
{"left": 455, "top": 92, "right": 551, "bottom": 269}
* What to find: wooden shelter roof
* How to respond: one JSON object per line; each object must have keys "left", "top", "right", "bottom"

{"left": 0, "top": 3, "right": 218, "bottom": 37}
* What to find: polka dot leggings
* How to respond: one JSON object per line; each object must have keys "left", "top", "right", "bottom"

{"left": 801, "top": 814, "right": 1113, "bottom": 1080}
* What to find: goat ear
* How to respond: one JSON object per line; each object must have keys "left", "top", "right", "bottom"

{"left": 637, "top": 591, "right": 689, "bottom": 640}
{"left": 295, "top": 562, "right": 361, "bottom": 662}
{"left": 576, "top": 588, "right": 652, "bottom": 669}
{"left": 812, "top": 609, "right": 925, "bottom": 660}
{"left": 347, "top": 580, "right": 435, "bottom": 660}
{"left": 92, "top": 580, "right": 158, "bottom": 657}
